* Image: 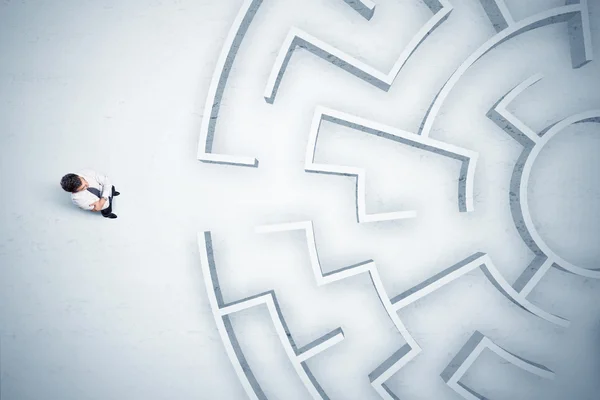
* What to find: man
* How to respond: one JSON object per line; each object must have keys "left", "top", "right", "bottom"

{"left": 60, "top": 169, "right": 120, "bottom": 219}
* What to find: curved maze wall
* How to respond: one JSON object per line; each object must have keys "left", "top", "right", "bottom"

{"left": 197, "top": 1, "right": 599, "bottom": 399}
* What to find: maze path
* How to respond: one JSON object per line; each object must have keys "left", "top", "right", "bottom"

{"left": 255, "top": 221, "right": 421, "bottom": 400}
{"left": 199, "top": 0, "right": 453, "bottom": 166}
{"left": 264, "top": 0, "right": 453, "bottom": 103}
{"left": 199, "top": 225, "right": 422, "bottom": 400}
{"left": 441, "top": 331, "right": 554, "bottom": 400}
{"left": 198, "top": 0, "right": 261, "bottom": 167}
{"left": 198, "top": 231, "right": 344, "bottom": 399}
{"left": 511, "top": 110, "right": 600, "bottom": 280}
{"left": 488, "top": 76, "right": 600, "bottom": 287}
{"left": 419, "top": 0, "right": 593, "bottom": 137}
{"left": 199, "top": 221, "right": 567, "bottom": 399}
{"left": 390, "top": 252, "right": 569, "bottom": 327}
{"left": 305, "top": 106, "right": 478, "bottom": 222}
{"left": 487, "top": 73, "right": 544, "bottom": 147}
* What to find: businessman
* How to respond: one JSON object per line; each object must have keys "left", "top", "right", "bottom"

{"left": 60, "top": 169, "right": 120, "bottom": 219}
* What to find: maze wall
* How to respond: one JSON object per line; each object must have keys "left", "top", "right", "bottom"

{"left": 198, "top": 0, "right": 600, "bottom": 399}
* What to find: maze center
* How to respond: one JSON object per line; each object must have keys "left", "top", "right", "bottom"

{"left": 528, "top": 123, "right": 600, "bottom": 268}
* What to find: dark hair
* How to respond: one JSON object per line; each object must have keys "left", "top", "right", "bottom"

{"left": 60, "top": 173, "right": 82, "bottom": 192}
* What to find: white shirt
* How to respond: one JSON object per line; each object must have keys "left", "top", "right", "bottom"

{"left": 71, "top": 169, "right": 113, "bottom": 211}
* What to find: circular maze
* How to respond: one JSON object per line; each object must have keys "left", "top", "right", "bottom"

{"left": 197, "top": 1, "right": 599, "bottom": 399}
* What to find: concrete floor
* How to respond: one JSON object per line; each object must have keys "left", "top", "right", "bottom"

{"left": 1, "top": 0, "right": 599, "bottom": 399}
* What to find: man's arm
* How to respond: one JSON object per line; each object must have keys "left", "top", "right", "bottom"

{"left": 94, "top": 171, "right": 112, "bottom": 200}
{"left": 90, "top": 198, "right": 107, "bottom": 211}
{"left": 72, "top": 196, "right": 95, "bottom": 211}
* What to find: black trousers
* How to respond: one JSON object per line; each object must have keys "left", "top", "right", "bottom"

{"left": 101, "top": 186, "right": 117, "bottom": 217}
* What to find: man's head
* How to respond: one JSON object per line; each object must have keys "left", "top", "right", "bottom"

{"left": 60, "top": 173, "right": 88, "bottom": 193}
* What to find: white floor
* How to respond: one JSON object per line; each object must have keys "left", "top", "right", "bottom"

{"left": 1, "top": 0, "right": 599, "bottom": 399}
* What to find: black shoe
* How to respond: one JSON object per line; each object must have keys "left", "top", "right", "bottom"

{"left": 114, "top": 191, "right": 120, "bottom": 196}
{"left": 104, "top": 213, "right": 118, "bottom": 219}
